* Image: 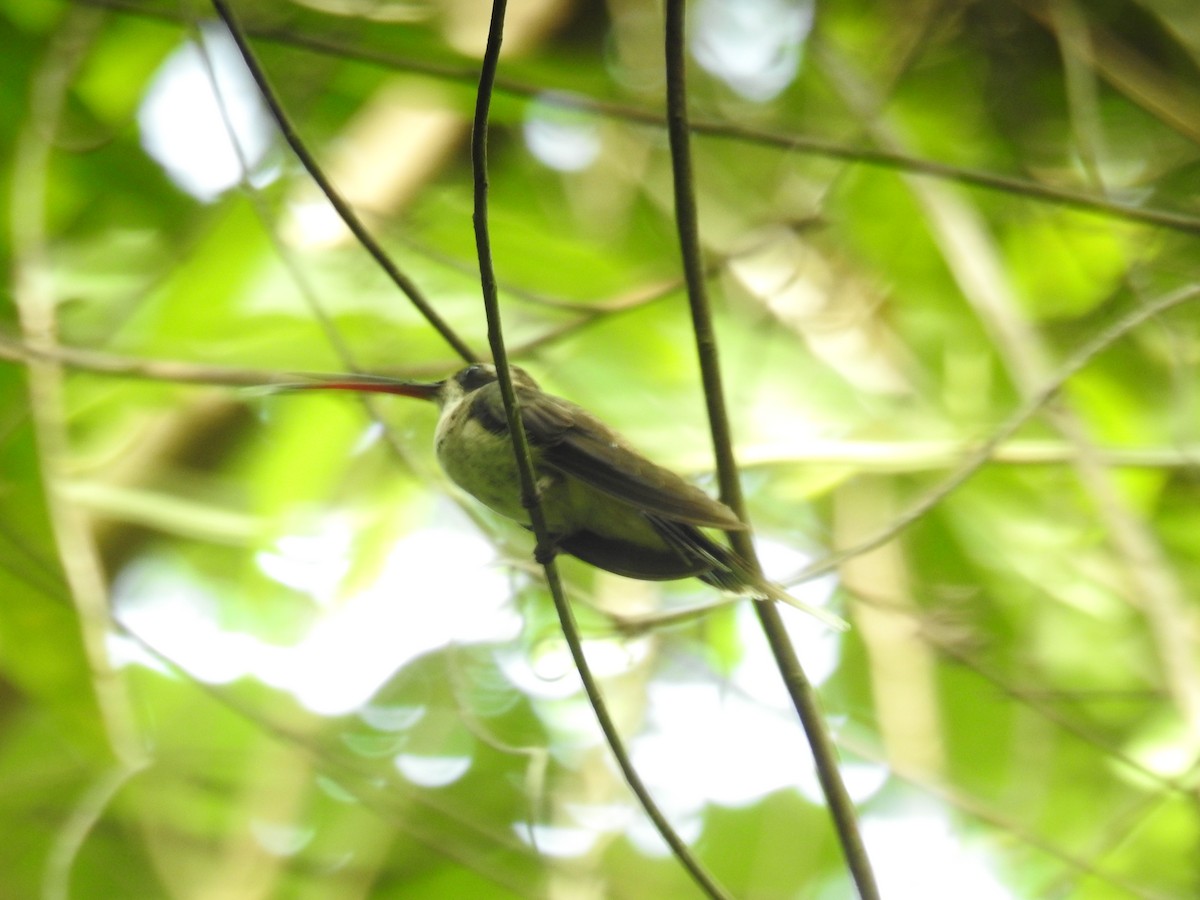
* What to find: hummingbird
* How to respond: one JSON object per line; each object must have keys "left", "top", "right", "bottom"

{"left": 283, "top": 364, "right": 839, "bottom": 625}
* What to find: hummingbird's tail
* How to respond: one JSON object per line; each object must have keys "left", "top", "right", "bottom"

{"left": 649, "top": 516, "right": 847, "bottom": 629}
{"left": 738, "top": 575, "right": 848, "bottom": 630}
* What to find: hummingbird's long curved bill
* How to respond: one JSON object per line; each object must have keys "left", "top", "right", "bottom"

{"left": 269, "top": 374, "right": 443, "bottom": 400}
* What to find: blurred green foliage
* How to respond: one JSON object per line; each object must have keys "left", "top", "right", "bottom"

{"left": 2, "top": 0, "right": 1200, "bottom": 897}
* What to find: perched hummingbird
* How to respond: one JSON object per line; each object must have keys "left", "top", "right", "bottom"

{"left": 285, "top": 364, "right": 839, "bottom": 624}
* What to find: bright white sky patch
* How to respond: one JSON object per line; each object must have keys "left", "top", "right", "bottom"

{"left": 358, "top": 702, "right": 426, "bottom": 733}
{"left": 523, "top": 98, "right": 602, "bottom": 172}
{"left": 256, "top": 526, "right": 353, "bottom": 607}
{"left": 112, "top": 522, "right": 521, "bottom": 717}
{"left": 626, "top": 656, "right": 885, "bottom": 818}
{"left": 109, "top": 560, "right": 253, "bottom": 685}
{"left": 632, "top": 677, "right": 806, "bottom": 810}
{"left": 512, "top": 822, "right": 601, "bottom": 859}
{"left": 864, "top": 807, "right": 1014, "bottom": 900}
{"left": 250, "top": 820, "right": 315, "bottom": 858}
{"left": 394, "top": 753, "right": 473, "bottom": 788}
{"left": 607, "top": 561, "right": 878, "bottom": 835}
{"left": 691, "top": 0, "right": 813, "bottom": 102}
{"left": 493, "top": 632, "right": 654, "bottom": 701}
{"left": 138, "top": 23, "right": 276, "bottom": 200}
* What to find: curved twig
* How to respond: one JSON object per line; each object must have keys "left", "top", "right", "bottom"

{"left": 209, "top": 0, "right": 478, "bottom": 363}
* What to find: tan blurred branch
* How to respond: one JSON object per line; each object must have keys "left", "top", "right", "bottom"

{"left": 10, "top": 0, "right": 146, "bottom": 787}
{"left": 1021, "top": 0, "right": 1200, "bottom": 147}
{"left": 0, "top": 332, "right": 300, "bottom": 386}
{"left": 4, "top": 333, "right": 1199, "bottom": 472}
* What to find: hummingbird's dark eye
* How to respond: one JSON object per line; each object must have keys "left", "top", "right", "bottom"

{"left": 457, "top": 364, "right": 497, "bottom": 392}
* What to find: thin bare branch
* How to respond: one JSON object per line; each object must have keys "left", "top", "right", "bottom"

{"left": 662, "top": 3, "right": 879, "bottom": 897}
{"left": 81, "top": 0, "right": 1200, "bottom": 236}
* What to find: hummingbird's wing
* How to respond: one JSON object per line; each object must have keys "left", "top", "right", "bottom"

{"left": 470, "top": 384, "right": 747, "bottom": 531}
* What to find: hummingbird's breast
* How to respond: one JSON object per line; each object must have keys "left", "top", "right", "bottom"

{"left": 434, "top": 397, "right": 558, "bottom": 528}
{"left": 432, "top": 392, "right": 666, "bottom": 549}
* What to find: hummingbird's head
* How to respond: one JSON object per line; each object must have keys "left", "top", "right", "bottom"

{"left": 437, "top": 363, "right": 540, "bottom": 409}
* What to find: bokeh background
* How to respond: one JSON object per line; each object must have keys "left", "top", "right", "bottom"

{"left": 3, "top": 0, "right": 1200, "bottom": 897}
